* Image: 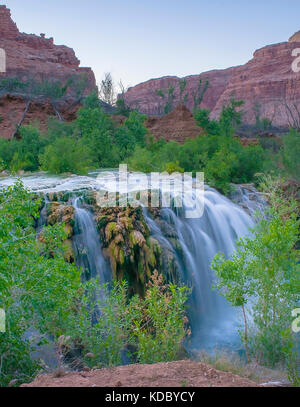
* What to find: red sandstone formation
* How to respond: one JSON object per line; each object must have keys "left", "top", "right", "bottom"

{"left": 0, "top": 5, "right": 96, "bottom": 139}
{"left": 211, "top": 41, "right": 300, "bottom": 126}
{"left": 0, "top": 5, "right": 96, "bottom": 88}
{"left": 123, "top": 68, "right": 236, "bottom": 117}
{"left": 0, "top": 95, "right": 80, "bottom": 139}
{"left": 123, "top": 35, "right": 300, "bottom": 128}
{"left": 145, "top": 105, "right": 201, "bottom": 144}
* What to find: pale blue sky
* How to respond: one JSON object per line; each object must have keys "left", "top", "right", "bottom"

{"left": 3, "top": 0, "right": 300, "bottom": 88}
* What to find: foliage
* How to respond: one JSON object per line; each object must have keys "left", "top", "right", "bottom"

{"left": 99, "top": 72, "right": 116, "bottom": 106}
{"left": 156, "top": 85, "right": 176, "bottom": 115}
{"left": 0, "top": 183, "right": 189, "bottom": 385}
{"left": 191, "top": 79, "right": 209, "bottom": 113}
{"left": 39, "top": 137, "right": 92, "bottom": 175}
{"left": 282, "top": 129, "right": 300, "bottom": 180}
{"left": 0, "top": 182, "right": 81, "bottom": 386}
{"left": 132, "top": 272, "right": 189, "bottom": 364}
{"left": 0, "top": 90, "right": 149, "bottom": 174}
{"left": 65, "top": 272, "right": 189, "bottom": 368}
{"left": 129, "top": 99, "right": 265, "bottom": 194}
{"left": 211, "top": 186, "right": 300, "bottom": 373}
{"left": 115, "top": 98, "right": 131, "bottom": 117}
{"left": 0, "top": 125, "right": 46, "bottom": 173}
{"left": 0, "top": 76, "right": 88, "bottom": 100}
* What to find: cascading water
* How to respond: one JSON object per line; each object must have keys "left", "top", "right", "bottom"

{"left": 73, "top": 197, "right": 111, "bottom": 285}
{"left": 144, "top": 186, "right": 255, "bottom": 351}
{"left": 37, "top": 195, "right": 49, "bottom": 234}
{"left": 0, "top": 171, "right": 261, "bottom": 352}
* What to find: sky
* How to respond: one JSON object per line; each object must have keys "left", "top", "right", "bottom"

{"left": 3, "top": 0, "right": 300, "bottom": 89}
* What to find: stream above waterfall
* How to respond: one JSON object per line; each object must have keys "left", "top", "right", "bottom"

{"left": 0, "top": 170, "right": 265, "bottom": 353}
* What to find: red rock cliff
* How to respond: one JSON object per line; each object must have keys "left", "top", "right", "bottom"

{"left": 0, "top": 5, "right": 96, "bottom": 88}
{"left": 0, "top": 5, "right": 97, "bottom": 139}
{"left": 123, "top": 36, "right": 300, "bottom": 127}
{"left": 123, "top": 68, "right": 236, "bottom": 117}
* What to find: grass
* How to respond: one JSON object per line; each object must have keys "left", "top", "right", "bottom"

{"left": 193, "top": 349, "right": 290, "bottom": 385}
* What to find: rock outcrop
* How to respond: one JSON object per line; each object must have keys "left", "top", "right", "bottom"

{"left": 289, "top": 30, "right": 300, "bottom": 43}
{"left": 123, "top": 68, "right": 236, "bottom": 117}
{"left": 0, "top": 94, "right": 80, "bottom": 139}
{"left": 145, "top": 105, "right": 201, "bottom": 143}
{"left": 123, "top": 35, "right": 300, "bottom": 128}
{"left": 211, "top": 41, "right": 300, "bottom": 126}
{"left": 0, "top": 5, "right": 97, "bottom": 139}
{"left": 0, "top": 5, "right": 96, "bottom": 88}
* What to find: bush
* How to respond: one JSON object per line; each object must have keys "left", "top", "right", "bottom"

{"left": 64, "top": 272, "right": 189, "bottom": 369}
{"left": 211, "top": 183, "right": 300, "bottom": 374}
{"left": 40, "top": 137, "right": 92, "bottom": 175}
{"left": 0, "top": 182, "right": 81, "bottom": 386}
{"left": 282, "top": 129, "right": 300, "bottom": 180}
{"left": 129, "top": 100, "right": 265, "bottom": 194}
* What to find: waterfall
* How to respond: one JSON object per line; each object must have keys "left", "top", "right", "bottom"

{"left": 144, "top": 186, "right": 255, "bottom": 351}
{"left": 1, "top": 172, "right": 260, "bottom": 352}
{"left": 73, "top": 197, "right": 111, "bottom": 285}
{"left": 37, "top": 195, "right": 49, "bottom": 234}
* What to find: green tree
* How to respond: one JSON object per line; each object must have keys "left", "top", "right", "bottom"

{"left": 40, "top": 137, "right": 92, "bottom": 174}
{"left": 211, "top": 196, "right": 300, "bottom": 368}
{"left": 282, "top": 129, "right": 300, "bottom": 180}
{"left": 0, "top": 182, "right": 81, "bottom": 386}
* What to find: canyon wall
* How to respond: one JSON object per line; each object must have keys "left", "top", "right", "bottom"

{"left": 0, "top": 5, "right": 96, "bottom": 139}
{"left": 123, "top": 36, "right": 300, "bottom": 127}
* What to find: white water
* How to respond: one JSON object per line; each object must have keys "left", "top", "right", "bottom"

{"left": 73, "top": 197, "right": 111, "bottom": 285}
{"left": 144, "top": 188, "right": 254, "bottom": 350}
{"left": 0, "top": 171, "right": 259, "bottom": 351}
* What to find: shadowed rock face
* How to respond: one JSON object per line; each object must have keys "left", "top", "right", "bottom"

{"left": 123, "top": 35, "right": 300, "bottom": 127}
{"left": 0, "top": 5, "right": 97, "bottom": 139}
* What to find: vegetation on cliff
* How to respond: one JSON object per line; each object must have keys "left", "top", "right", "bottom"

{"left": 0, "top": 89, "right": 299, "bottom": 196}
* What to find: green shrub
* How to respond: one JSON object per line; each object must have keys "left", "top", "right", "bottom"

{"left": 40, "top": 137, "right": 92, "bottom": 175}
{"left": 0, "top": 182, "right": 81, "bottom": 386}
{"left": 282, "top": 129, "right": 300, "bottom": 180}
{"left": 211, "top": 185, "right": 300, "bottom": 371}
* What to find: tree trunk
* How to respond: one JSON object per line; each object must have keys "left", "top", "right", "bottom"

{"left": 11, "top": 100, "right": 31, "bottom": 140}
{"left": 51, "top": 102, "right": 64, "bottom": 122}
{"left": 242, "top": 304, "right": 250, "bottom": 363}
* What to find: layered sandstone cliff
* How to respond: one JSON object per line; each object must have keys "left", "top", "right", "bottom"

{"left": 123, "top": 68, "right": 236, "bottom": 117}
{"left": 123, "top": 35, "right": 300, "bottom": 127}
{"left": 0, "top": 5, "right": 96, "bottom": 138}
{"left": 0, "top": 5, "right": 96, "bottom": 88}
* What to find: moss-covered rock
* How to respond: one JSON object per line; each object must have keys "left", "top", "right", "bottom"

{"left": 63, "top": 239, "right": 75, "bottom": 263}
{"left": 44, "top": 201, "right": 76, "bottom": 264}
{"left": 95, "top": 202, "right": 181, "bottom": 296}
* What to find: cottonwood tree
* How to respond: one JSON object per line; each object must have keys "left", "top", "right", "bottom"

{"left": 99, "top": 72, "right": 116, "bottom": 106}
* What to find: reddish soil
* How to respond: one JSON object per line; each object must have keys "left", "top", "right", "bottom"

{"left": 145, "top": 105, "right": 201, "bottom": 143}
{"left": 22, "top": 360, "right": 260, "bottom": 388}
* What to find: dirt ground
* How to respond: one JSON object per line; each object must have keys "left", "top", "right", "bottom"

{"left": 22, "top": 360, "right": 261, "bottom": 387}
